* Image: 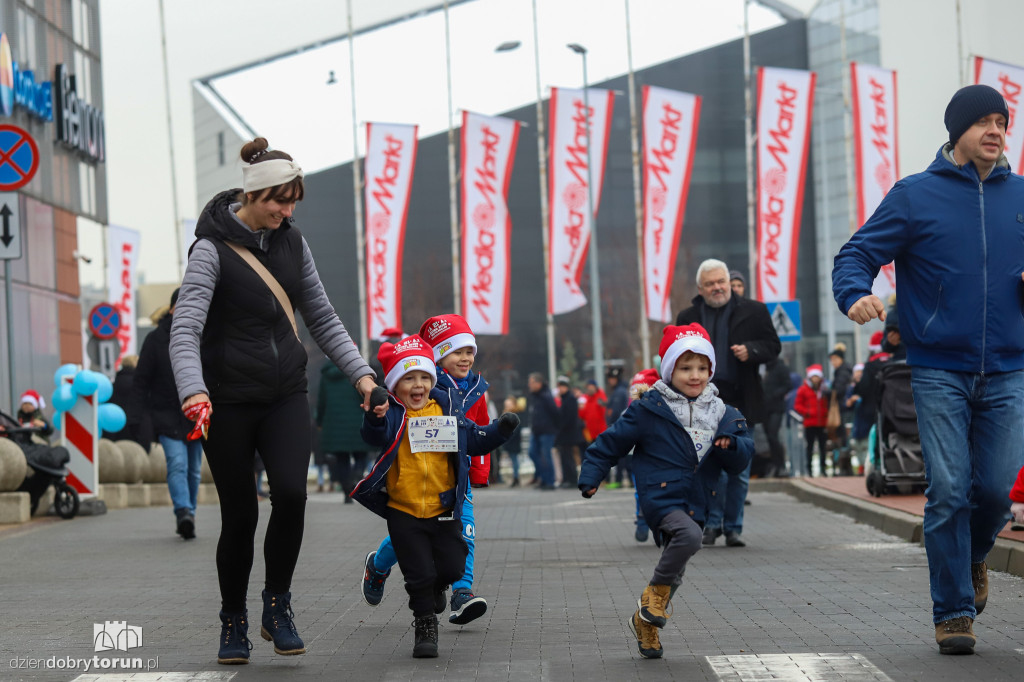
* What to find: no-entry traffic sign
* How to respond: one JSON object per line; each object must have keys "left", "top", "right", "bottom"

{"left": 0, "top": 124, "right": 39, "bottom": 191}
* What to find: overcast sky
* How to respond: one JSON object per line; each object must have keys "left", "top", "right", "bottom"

{"left": 89, "top": 0, "right": 784, "bottom": 289}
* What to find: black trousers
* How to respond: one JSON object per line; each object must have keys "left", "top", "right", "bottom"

{"left": 804, "top": 426, "right": 829, "bottom": 476}
{"left": 203, "top": 392, "right": 310, "bottom": 612}
{"left": 387, "top": 508, "right": 468, "bottom": 617}
{"left": 557, "top": 444, "right": 578, "bottom": 485}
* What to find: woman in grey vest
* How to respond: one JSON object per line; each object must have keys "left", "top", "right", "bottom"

{"left": 171, "top": 137, "right": 376, "bottom": 665}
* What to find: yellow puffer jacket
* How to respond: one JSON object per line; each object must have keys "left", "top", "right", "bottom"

{"left": 385, "top": 400, "right": 457, "bottom": 518}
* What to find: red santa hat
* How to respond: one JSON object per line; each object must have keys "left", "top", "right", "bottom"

{"left": 869, "top": 330, "right": 884, "bottom": 351}
{"left": 20, "top": 389, "right": 44, "bottom": 410}
{"left": 806, "top": 364, "right": 824, "bottom": 379}
{"left": 377, "top": 335, "right": 438, "bottom": 392}
{"left": 379, "top": 326, "right": 405, "bottom": 341}
{"left": 629, "top": 368, "right": 661, "bottom": 393}
{"left": 658, "top": 323, "right": 716, "bottom": 382}
{"left": 419, "top": 314, "right": 477, "bottom": 363}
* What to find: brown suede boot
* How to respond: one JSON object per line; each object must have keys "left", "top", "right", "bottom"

{"left": 971, "top": 562, "right": 988, "bottom": 615}
{"left": 638, "top": 583, "right": 672, "bottom": 628}
{"left": 627, "top": 609, "right": 663, "bottom": 659}
{"left": 934, "top": 616, "right": 975, "bottom": 655}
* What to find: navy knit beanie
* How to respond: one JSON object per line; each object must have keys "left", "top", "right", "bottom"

{"left": 944, "top": 84, "right": 1009, "bottom": 145}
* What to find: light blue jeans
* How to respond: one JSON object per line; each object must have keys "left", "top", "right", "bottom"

{"left": 705, "top": 459, "right": 752, "bottom": 534}
{"left": 911, "top": 366, "right": 1024, "bottom": 623}
{"left": 159, "top": 435, "right": 203, "bottom": 516}
{"left": 374, "top": 489, "right": 477, "bottom": 591}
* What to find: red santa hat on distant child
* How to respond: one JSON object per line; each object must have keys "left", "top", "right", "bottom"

{"left": 629, "top": 368, "right": 661, "bottom": 393}
{"left": 419, "top": 314, "right": 477, "bottom": 363}
{"left": 20, "top": 390, "right": 44, "bottom": 410}
{"left": 806, "top": 364, "right": 824, "bottom": 379}
{"left": 869, "top": 330, "right": 884, "bottom": 352}
{"left": 377, "top": 335, "right": 438, "bottom": 392}
{"left": 658, "top": 323, "right": 717, "bottom": 382}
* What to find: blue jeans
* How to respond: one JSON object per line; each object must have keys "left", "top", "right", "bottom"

{"left": 159, "top": 435, "right": 203, "bottom": 516}
{"left": 911, "top": 366, "right": 1024, "bottom": 623}
{"left": 705, "top": 459, "right": 752, "bottom": 534}
{"left": 528, "top": 433, "right": 556, "bottom": 486}
{"left": 373, "top": 489, "right": 478, "bottom": 591}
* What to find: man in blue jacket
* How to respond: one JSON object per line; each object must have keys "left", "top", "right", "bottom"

{"left": 833, "top": 84, "right": 1024, "bottom": 656}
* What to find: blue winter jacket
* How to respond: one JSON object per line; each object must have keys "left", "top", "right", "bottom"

{"left": 352, "top": 384, "right": 506, "bottom": 522}
{"left": 435, "top": 368, "right": 491, "bottom": 486}
{"left": 833, "top": 145, "right": 1024, "bottom": 373}
{"left": 578, "top": 389, "right": 753, "bottom": 541}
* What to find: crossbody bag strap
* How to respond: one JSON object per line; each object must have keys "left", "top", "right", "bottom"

{"left": 225, "top": 241, "right": 300, "bottom": 341}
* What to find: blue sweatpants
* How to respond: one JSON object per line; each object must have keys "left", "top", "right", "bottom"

{"left": 373, "top": 488, "right": 476, "bottom": 591}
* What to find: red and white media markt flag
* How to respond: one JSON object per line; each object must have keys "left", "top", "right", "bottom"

{"left": 851, "top": 62, "right": 899, "bottom": 301}
{"left": 756, "top": 66, "right": 815, "bottom": 303}
{"left": 460, "top": 111, "right": 520, "bottom": 335}
{"left": 364, "top": 122, "right": 418, "bottom": 339}
{"left": 641, "top": 85, "right": 701, "bottom": 322}
{"left": 974, "top": 55, "right": 1024, "bottom": 173}
{"left": 106, "top": 225, "right": 140, "bottom": 364}
{"left": 548, "top": 86, "right": 615, "bottom": 315}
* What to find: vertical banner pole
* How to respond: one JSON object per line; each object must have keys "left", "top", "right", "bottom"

{"left": 624, "top": 0, "right": 651, "bottom": 369}
{"left": 743, "top": 0, "right": 757, "bottom": 300}
{"left": 444, "top": 1, "right": 461, "bottom": 314}
{"left": 347, "top": 0, "right": 369, "bottom": 358}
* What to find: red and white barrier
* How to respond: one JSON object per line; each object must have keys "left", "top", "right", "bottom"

{"left": 61, "top": 374, "right": 98, "bottom": 498}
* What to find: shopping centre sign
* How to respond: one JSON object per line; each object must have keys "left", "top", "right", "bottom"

{"left": 0, "top": 32, "right": 104, "bottom": 163}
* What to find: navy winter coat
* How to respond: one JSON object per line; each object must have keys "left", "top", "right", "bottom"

{"left": 578, "top": 389, "right": 753, "bottom": 538}
{"left": 352, "top": 384, "right": 506, "bottom": 522}
{"left": 833, "top": 146, "right": 1024, "bottom": 374}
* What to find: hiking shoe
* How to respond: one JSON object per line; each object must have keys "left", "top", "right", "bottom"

{"left": 628, "top": 609, "right": 663, "bottom": 659}
{"left": 635, "top": 524, "right": 649, "bottom": 543}
{"left": 260, "top": 590, "right": 305, "bottom": 655}
{"left": 971, "top": 562, "right": 988, "bottom": 616}
{"left": 362, "top": 551, "right": 390, "bottom": 606}
{"left": 638, "top": 583, "right": 672, "bottom": 628}
{"left": 217, "top": 610, "right": 252, "bottom": 664}
{"left": 1012, "top": 521, "right": 1024, "bottom": 531}
{"left": 702, "top": 527, "right": 720, "bottom": 546}
{"left": 434, "top": 589, "right": 447, "bottom": 615}
{"left": 935, "top": 616, "right": 975, "bottom": 654}
{"left": 449, "top": 588, "right": 487, "bottom": 624}
{"left": 412, "top": 615, "right": 439, "bottom": 658}
{"left": 725, "top": 531, "right": 746, "bottom": 548}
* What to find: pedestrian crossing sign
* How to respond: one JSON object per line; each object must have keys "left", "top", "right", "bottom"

{"left": 769, "top": 300, "right": 801, "bottom": 342}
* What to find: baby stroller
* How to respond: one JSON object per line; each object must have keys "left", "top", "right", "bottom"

{"left": 1, "top": 410, "right": 80, "bottom": 519}
{"left": 865, "top": 362, "right": 927, "bottom": 497}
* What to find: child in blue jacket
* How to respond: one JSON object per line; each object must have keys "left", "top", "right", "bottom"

{"left": 579, "top": 323, "right": 753, "bottom": 660}
{"left": 352, "top": 335, "right": 517, "bottom": 658}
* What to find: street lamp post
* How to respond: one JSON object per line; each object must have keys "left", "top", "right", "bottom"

{"left": 566, "top": 42, "right": 605, "bottom": 390}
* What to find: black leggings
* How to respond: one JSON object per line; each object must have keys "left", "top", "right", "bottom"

{"left": 387, "top": 509, "right": 467, "bottom": 617}
{"left": 804, "top": 426, "right": 829, "bottom": 476}
{"left": 204, "top": 392, "right": 310, "bottom": 612}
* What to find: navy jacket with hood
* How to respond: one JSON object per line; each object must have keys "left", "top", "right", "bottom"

{"left": 833, "top": 145, "right": 1024, "bottom": 373}
{"left": 352, "top": 384, "right": 507, "bottom": 521}
{"left": 578, "top": 388, "right": 753, "bottom": 542}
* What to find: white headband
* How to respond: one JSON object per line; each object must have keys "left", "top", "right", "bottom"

{"left": 242, "top": 158, "right": 304, "bottom": 193}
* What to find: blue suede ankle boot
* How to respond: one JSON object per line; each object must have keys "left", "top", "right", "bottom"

{"left": 260, "top": 590, "right": 306, "bottom": 655}
{"left": 217, "top": 610, "right": 252, "bottom": 664}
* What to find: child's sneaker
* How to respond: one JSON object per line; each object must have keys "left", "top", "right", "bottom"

{"left": 638, "top": 583, "right": 671, "bottom": 628}
{"left": 449, "top": 588, "right": 487, "bottom": 624}
{"left": 412, "top": 615, "right": 439, "bottom": 658}
{"left": 362, "top": 551, "right": 390, "bottom": 606}
{"left": 627, "top": 609, "right": 663, "bottom": 659}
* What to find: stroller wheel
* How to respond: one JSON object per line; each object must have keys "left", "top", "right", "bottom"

{"left": 55, "top": 483, "right": 80, "bottom": 519}
{"left": 867, "top": 470, "right": 886, "bottom": 498}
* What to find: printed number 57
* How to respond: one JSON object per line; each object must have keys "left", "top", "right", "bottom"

{"left": 425, "top": 428, "right": 438, "bottom": 438}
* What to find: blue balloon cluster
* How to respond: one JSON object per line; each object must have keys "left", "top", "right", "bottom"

{"left": 51, "top": 365, "right": 126, "bottom": 435}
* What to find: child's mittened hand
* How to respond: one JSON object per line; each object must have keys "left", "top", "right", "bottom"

{"left": 498, "top": 412, "right": 520, "bottom": 437}
{"left": 369, "top": 386, "right": 389, "bottom": 417}
{"left": 1012, "top": 501, "right": 1024, "bottom": 525}
{"left": 714, "top": 436, "right": 733, "bottom": 449}
{"left": 580, "top": 486, "right": 597, "bottom": 499}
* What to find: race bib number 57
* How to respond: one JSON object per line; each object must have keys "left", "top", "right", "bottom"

{"left": 407, "top": 416, "right": 459, "bottom": 453}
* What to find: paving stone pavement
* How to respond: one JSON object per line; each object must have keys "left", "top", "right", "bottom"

{"left": 2, "top": 487, "right": 1024, "bottom": 681}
